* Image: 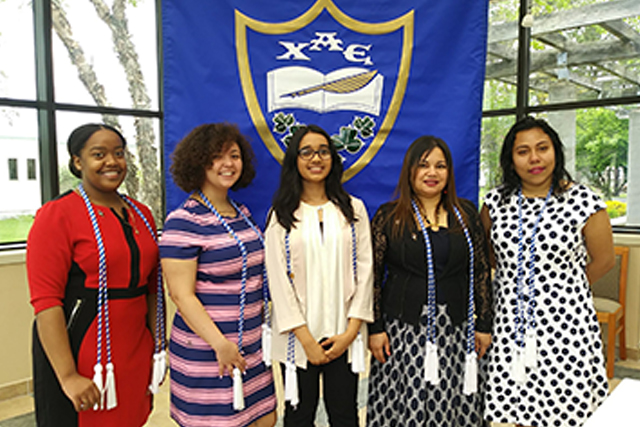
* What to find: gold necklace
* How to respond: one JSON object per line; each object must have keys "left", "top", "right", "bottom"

{"left": 420, "top": 206, "right": 439, "bottom": 228}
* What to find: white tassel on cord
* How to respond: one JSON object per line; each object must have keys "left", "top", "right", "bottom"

{"left": 261, "top": 323, "right": 272, "bottom": 367}
{"left": 148, "top": 353, "right": 160, "bottom": 394}
{"left": 284, "top": 361, "right": 299, "bottom": 409}
{"left": 233, "top": 367, "right": 245, "bottom": 411}
{"left": 148, "top": 350, "right": 167, "bottom": 394}
{"left": 512, "top": 350, "right": 526, "bottom": 383}
{"left": 424, "top": 341, "right": 439, "bottom": 385}
{"left": 462, "top": 352, "right": 478, "bottom": 395}
{"left": 104, "top": 362, "right": 117, "bottom": 410}
{"left": 159, "top": 350, "right": 167, "bottom": 386}
{"left": 525, "top": 332, "right": 537, "bottom": 368}
{"left": 350, "top": 333, "right": 365, "bottom": 374}
{"left": 92, "top": 363, "right": 104, "bottom": 410}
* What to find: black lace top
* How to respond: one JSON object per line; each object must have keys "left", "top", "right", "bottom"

{"left": 368, "top": 199, "right": 493, "bottom": 334}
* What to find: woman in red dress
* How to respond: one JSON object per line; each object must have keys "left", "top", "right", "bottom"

{"left": 27, "top": 123, "right": 165, "bottom": 427}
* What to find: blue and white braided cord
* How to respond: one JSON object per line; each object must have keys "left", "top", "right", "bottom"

{"left": 411, "top": 200, "right": 437, "bottom": 345}
{"left": 284, "top": 222, "right": 358, "bottom": 365}
{"left": 516, "top": 197, "right": 526, "bottom": 350}
{"left": 78, "top": 184, "right": 113, "bottom": 367}
{"left": 350, "top": 223, "right": 357, "bottom": 283}
{"left": 230, "top": 199, "right": 271, "bottom": 327}
{"left": 198, "top": 192, "right": 248, "bottom": 351}
{"left": 411, "top": 201, "right": 476, "bottom": 355}
{"left": 452, "top": 206, "right": 475, "bottom": 356}
{"left": 284, "top": 233, "right": 296, "bottom": 365}
{"left": 516, "top": 185, "right": 552, "bottom": 350}
{"left": 121, "top": 196, "right": 166, "bottom": 354}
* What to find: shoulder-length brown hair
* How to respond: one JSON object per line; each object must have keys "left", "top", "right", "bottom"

{"left": 387, "top": 135, "right": 466, "bottom": 237}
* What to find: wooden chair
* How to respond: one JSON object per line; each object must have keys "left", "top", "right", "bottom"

{"left": 592, "top": 246, "right": 630, "bottom": 379}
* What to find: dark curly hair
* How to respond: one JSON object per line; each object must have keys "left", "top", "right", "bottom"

{"left": 271, "top": 124, "right": 355, "bottom": 232}
{"left": 67, "top": 123, "right": 126, "bottom": 179}
{"left": 170, "top": 123, "right": 256, "bottom": 193}
{"left": 498, "top": 116, "right": 572, "bottom": 203}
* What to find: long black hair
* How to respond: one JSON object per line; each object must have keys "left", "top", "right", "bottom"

{"left": 498, "top": 116, "right": 572, "bottom": 203}
{"left": 271, "top": 124, "right": 355, "bottom": 232}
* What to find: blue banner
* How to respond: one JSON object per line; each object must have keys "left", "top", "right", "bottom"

{"left": 163, "top": 0, "right": 488, "bottom": 224}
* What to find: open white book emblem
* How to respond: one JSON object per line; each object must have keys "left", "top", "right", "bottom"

{"left": 268, "top": 68, "right": 383, "bottom": 115}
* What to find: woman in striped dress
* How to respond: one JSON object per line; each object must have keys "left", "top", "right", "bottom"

{"left": 160, "top": 123, "right": 276, "bottom": 427}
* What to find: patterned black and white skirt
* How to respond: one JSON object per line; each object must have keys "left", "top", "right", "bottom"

{"left": 367, "top": 305, "right": 487, "bottom": 427}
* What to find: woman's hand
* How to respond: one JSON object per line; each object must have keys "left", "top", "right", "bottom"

{"left": 164, "top": 258, "right": 246, "bottom": 377}
{"left": 323, "top": 318, "right": 362, "bottom": 361}
{"left": 475, "top": 332, "right": 491, "bottom": 359}
{"left": 293, "top": 325, "right": 330, "bottom": 365}
{"left": 60, "top": 372, "right": 101, "bottom": 412}
{"left": 322, "top": 332, "right": 356, "bottom": 361}
{"left": 213, "top": 338, "right": 246, "bottom": 377}
{"left": 369, "top": 332, "right": 391, "bottom": 363}
{"left": 304, "top": 340, "right": 331, "bottom": 365}
{"left": 35, "top": 307, "right": 101, "bottom": 412}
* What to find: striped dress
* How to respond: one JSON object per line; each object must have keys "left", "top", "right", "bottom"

{"left": 159, "top": 198, "right": 276, "bottom": 427}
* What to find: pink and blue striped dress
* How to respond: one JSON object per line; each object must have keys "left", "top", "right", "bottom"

{"left": 159, "top": 198, "right": 275, "bottom": 427}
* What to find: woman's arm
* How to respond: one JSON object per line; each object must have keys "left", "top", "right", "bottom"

{"left": 480, "top": 203, "right": 496, "bottom": 269}
{"left": 264, "top": 220, "right": 307, "bottom": 332}
{"left": 464, "top": 200, "right": 493, "bottom": 356}
{"left": 265, "top": 218, "right": 330, "bottom": 364}
{"left": 36, "top": 307, "right": 101, "bottom": 412}
{"left": 367, "top": 206, "right": 392, "bottom": 363}
{"left": 583, "top": 209, "right": 615, "bottom": 284}
{"left": 162, "top": 258, "right": 246, "bottom": 376}
{"left": 292, "top": 325, "right": 330, "bottom": 365}
{"left": 346, "top": 199, "right": 374, "bottom": 323}
{"left": 466, "top": 202, "right": 493, "bottom": 330}
{"left": 27, "top": 201, "right": 100, "bottom": 412}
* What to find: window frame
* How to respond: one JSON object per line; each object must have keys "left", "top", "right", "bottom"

{"left": 483, "top": 0, "right": 640, "bottom": 234}
{"left": 0, "top": 0, "right": 164, "bottom": 250}
{"left": 27, "top": 159, "right": 36, "bottom": 180}
{"left": 8, "top": 158, "right": 18, "bottom": 181}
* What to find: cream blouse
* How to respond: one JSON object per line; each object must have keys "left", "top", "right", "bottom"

{"left": 264, "top": 196, "right": 373, "bottom": 368}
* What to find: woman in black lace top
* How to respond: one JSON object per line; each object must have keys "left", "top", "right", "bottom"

{"left": 366, "top": 136, "right": 493, "bottom": 427}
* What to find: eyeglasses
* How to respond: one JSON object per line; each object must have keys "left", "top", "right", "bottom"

{"left": 298, "top": 146, "right": 332, "bottom": 161}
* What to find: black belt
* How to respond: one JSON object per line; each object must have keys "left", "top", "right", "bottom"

{"left": 68, "top": 285, "right": 149, "bottom": 300}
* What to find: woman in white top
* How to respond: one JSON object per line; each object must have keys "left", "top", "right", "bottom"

{"left": 265, "top": 124, "right": 373, "bottom": 426}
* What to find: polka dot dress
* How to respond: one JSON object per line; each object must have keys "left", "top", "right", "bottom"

{"left": 483, "top": 184, "right": 608, "bottom": 427}
{"left": 367, "top": 305, "right": 485, "bottom": 427}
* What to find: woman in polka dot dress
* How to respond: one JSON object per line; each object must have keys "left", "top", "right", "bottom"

{"left": 367, "top": 136, "right": 493, "bottom": 427}
{"left": 481, "top": 117, "right": 615, "bottom": 427}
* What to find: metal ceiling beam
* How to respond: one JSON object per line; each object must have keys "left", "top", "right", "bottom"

{"left": 487, "top": 40, "right": 640, "bottom": 79}
{"left": 489, "top": 0, "right": 640, "bottom": 43}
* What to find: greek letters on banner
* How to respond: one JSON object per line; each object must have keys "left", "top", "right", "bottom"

{"left": 162, "top": 0, "right": 488, "bottom": 222}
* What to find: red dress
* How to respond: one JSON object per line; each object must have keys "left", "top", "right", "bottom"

{"left": 27, "top": 190, "right": 159, "bottom": 427}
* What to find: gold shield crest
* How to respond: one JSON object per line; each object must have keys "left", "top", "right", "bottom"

{"left": 235, "top": 0, "right": 414, "bottom": 181}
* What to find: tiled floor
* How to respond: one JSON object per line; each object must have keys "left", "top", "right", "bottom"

{"left": 0, "top": 364, "right": 364, "bottom": 427}
{"left": 1, "top": 358, "right": 639, "bottom": 427}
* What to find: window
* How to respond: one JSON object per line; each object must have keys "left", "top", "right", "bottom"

{"left": 27, "top": 159, "right": 36, "bottom": 180}
{"left": 0, "top": 0, "right": 163, "bottom": 246}
{"left": 8, "top": 159, "right": 18, "bottom": 181}
{"left": 482, "top": 0, "right": 640, "bottom": 230}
